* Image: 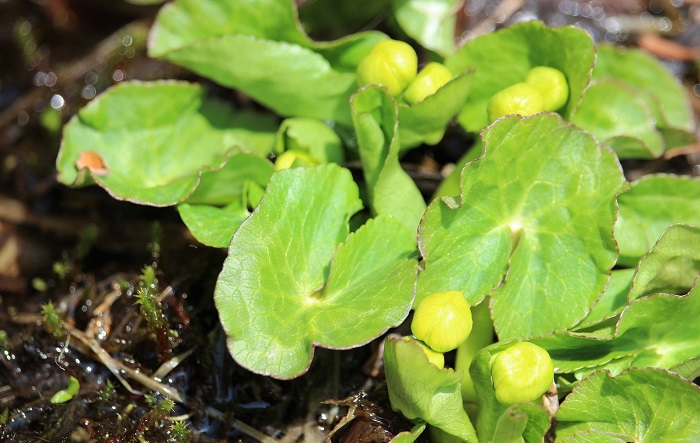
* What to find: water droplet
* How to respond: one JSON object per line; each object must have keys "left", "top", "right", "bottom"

{"left": 85, "top": 71, "right": 98, "bottom": 85}
{"left": 112, "top": 70, "right": 125, "bottom": 82}
{"left": 81, "top": 85, "right": 96, "bottom": 100}
{"left": 50, "top": 94, "right": 64, "bottom": 110}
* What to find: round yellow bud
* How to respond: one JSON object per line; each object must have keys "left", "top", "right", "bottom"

{"left": 357, "top": 40, "right": 418, "bottom": 96}
{"left": 403, "top": 62, "right": 454, "bottom": 105}
{"left": 411, "top": 291, "right": 473, "bottom": 353}
{"left": 487, "top": 82, "right": 544, "bottom": 123}
{"left": 490, "top": 342, "right": 554, "bottom": 405}
{"left": 525, "top": 66, "right": 569, "bottom": 111}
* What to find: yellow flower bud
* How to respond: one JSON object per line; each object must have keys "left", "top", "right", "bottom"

{"left": 357, "top": 40, "right": 418, "bottom": 96}
{"left": 274, "top": 150, "right": 319, "bottom": 170}
{"left": 403, "top": 62, "right": 454, "bottom": 105}
{"left": 525, "top": 66, "right": 569, "bottom": 111}
{"left": 490, "top": 342, "right": 554, "bottom": 405}
{"left": 411, "top": 291, "right": 473, "bottom": 353}
{"left": 487, "top": 82, "right": 544, "bottom": 123}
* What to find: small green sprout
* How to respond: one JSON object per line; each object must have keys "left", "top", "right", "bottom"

{"left": 170, "top": 420, "right": 191, "bottom": 443}
{"left": 490, "top": 342, "right": 554, "bottom": 405}
{"left": 40, "top": 301, "right": 65, "bottom": 338}
{"left": 403, "top": 62, "right": 454, "bottom": 105}
{"left": 50, "top": 376, "right": 79, "bottom": 404}
{"left": 411, "top": 291, "right": 473, "bottom": 353}
{"left": 98, "top": 380, "right": 116, "bottom": 402}
{"left": 357, "top": 39, "right": 418, "bottom": 96}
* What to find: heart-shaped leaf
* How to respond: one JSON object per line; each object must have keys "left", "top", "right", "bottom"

{"left": 593, "top": 44, "right": 695, "bottom": 145}
{"left": 417, "top": 113, "right": 626, "bottom": 339}
{"left": 215, "top": 165, "right": 418, "bottom": 379}
{"left": 556, "top": 368, "right": 700, "bottom": 442}
{"left": 57, "top": 81, "right": 276, "bottom": 206}
{"left": 391, "top": 0, "right": 459, "bottom": 57}
{"left": 570, "top": 79, "right": 664, "bottom": 159}
{"left": 615, "top": 174, "right": 700, "bottom": 266}
{"left": 445, "top": 21, "right": 594, "bottom": 132}
{"left": 351, "top": 86, "right": 427, "bottom": 233}
{"left": 383, "top": 337, "right": 478, "bottom": 441}
{"left": 149, "top": 0, "right": 384, "bottom": 125}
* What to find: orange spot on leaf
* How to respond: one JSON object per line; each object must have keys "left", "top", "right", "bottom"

{"left": 76, "top": 151, "right": 109, "bottom": 176}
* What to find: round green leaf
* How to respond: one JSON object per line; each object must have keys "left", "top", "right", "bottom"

{"left": 445, "top": 21, "right": 594, "bottom": 132}
{"left": 615, "top": 174, "right": 700, "bottom": 267}
{"left": 177, "top": 202, "right": 249, "bottom": 248}
{"left": 148, "top": 0, "right": 384, "bottom": 125}
{"left": 417, "top": 113, "right": 626, "bottom": 339}
{"left": 57, "top": 81, "right": 276, "bottom": 206}
{"left": 593, "top": 44, "right": 694, "bottom": 137}
{"left": 556, "top": 368, "right": 700, "bottom": 442}
{"left": 571, "top": 79, "right": 664, "bottom": 159}
{"left": 215, "top": 165, "right": 418, "bottom": 379}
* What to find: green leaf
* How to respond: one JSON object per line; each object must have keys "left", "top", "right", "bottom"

{"left": 383, "top": 337, "right": 478, "bottom": 441}
{"left": 417, "top": 113, "right": 625, "bottom": 339}
{"left": 186, "top": 151, "right": 275, "bottom": 206}
{"left": 570, "top": 80, "right": 664, "bottom": 159}
{"left": 391, "top": 0, "right": 458, "bottom": 57}
{"left": 469, "top": 341, "right": 552, "bottom": 442}
{"left": 593, "top": 45, "right": 695, "bottom": 141}
{"left": 351, "top": 86, "right": 427, "bottom": 233}
{"left": 149, "top": 0, "right": 309, "bottom": 56}
{"left": 615, "top": 175, "right": 700, "bottom": 266}
{"left": 299, "top": 0, "right": 391, "bottom": 41}
{"left": 275, "top": 118, "right": 344, "bottom": 164}
{"left": 445, "top": 21, "right": 594, "bottom": 132}
{"left": 57, "top": 81, "right": 276, "bottom": 206}
{"left": 397, "top": 70, "right": 473, "bottom": 150}
{"left": 669, "top": 356, "right": 700, "bottom": 381}
{"left": 215, "top": 165, "right": 418, "bottom": 379}
{"left": 556, "top": 368, "right": 700, "bottom": 442}
{"left": 177, "top": 202, "right": 249, "bottom": 248}
{"left": 575, "top": 269, "right": 635, "bottom": 329}
{"left": 627, "top": 224, "right": 700, "bottom": 301}
{"left": 560, "top": 431, "right": 629, "bottom": 443}
{"left": 148, "top": 0, "right": 384, "bottom": 125}
{"left": 390, "top": 423, "right": 426, "bottom": 443}
{"left": 533, "top": 281, "right": 700, "bottom": 374}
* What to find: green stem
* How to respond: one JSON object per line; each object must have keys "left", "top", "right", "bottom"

{"left": 456, "top": 299, "right": 495, "bottom": 409}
